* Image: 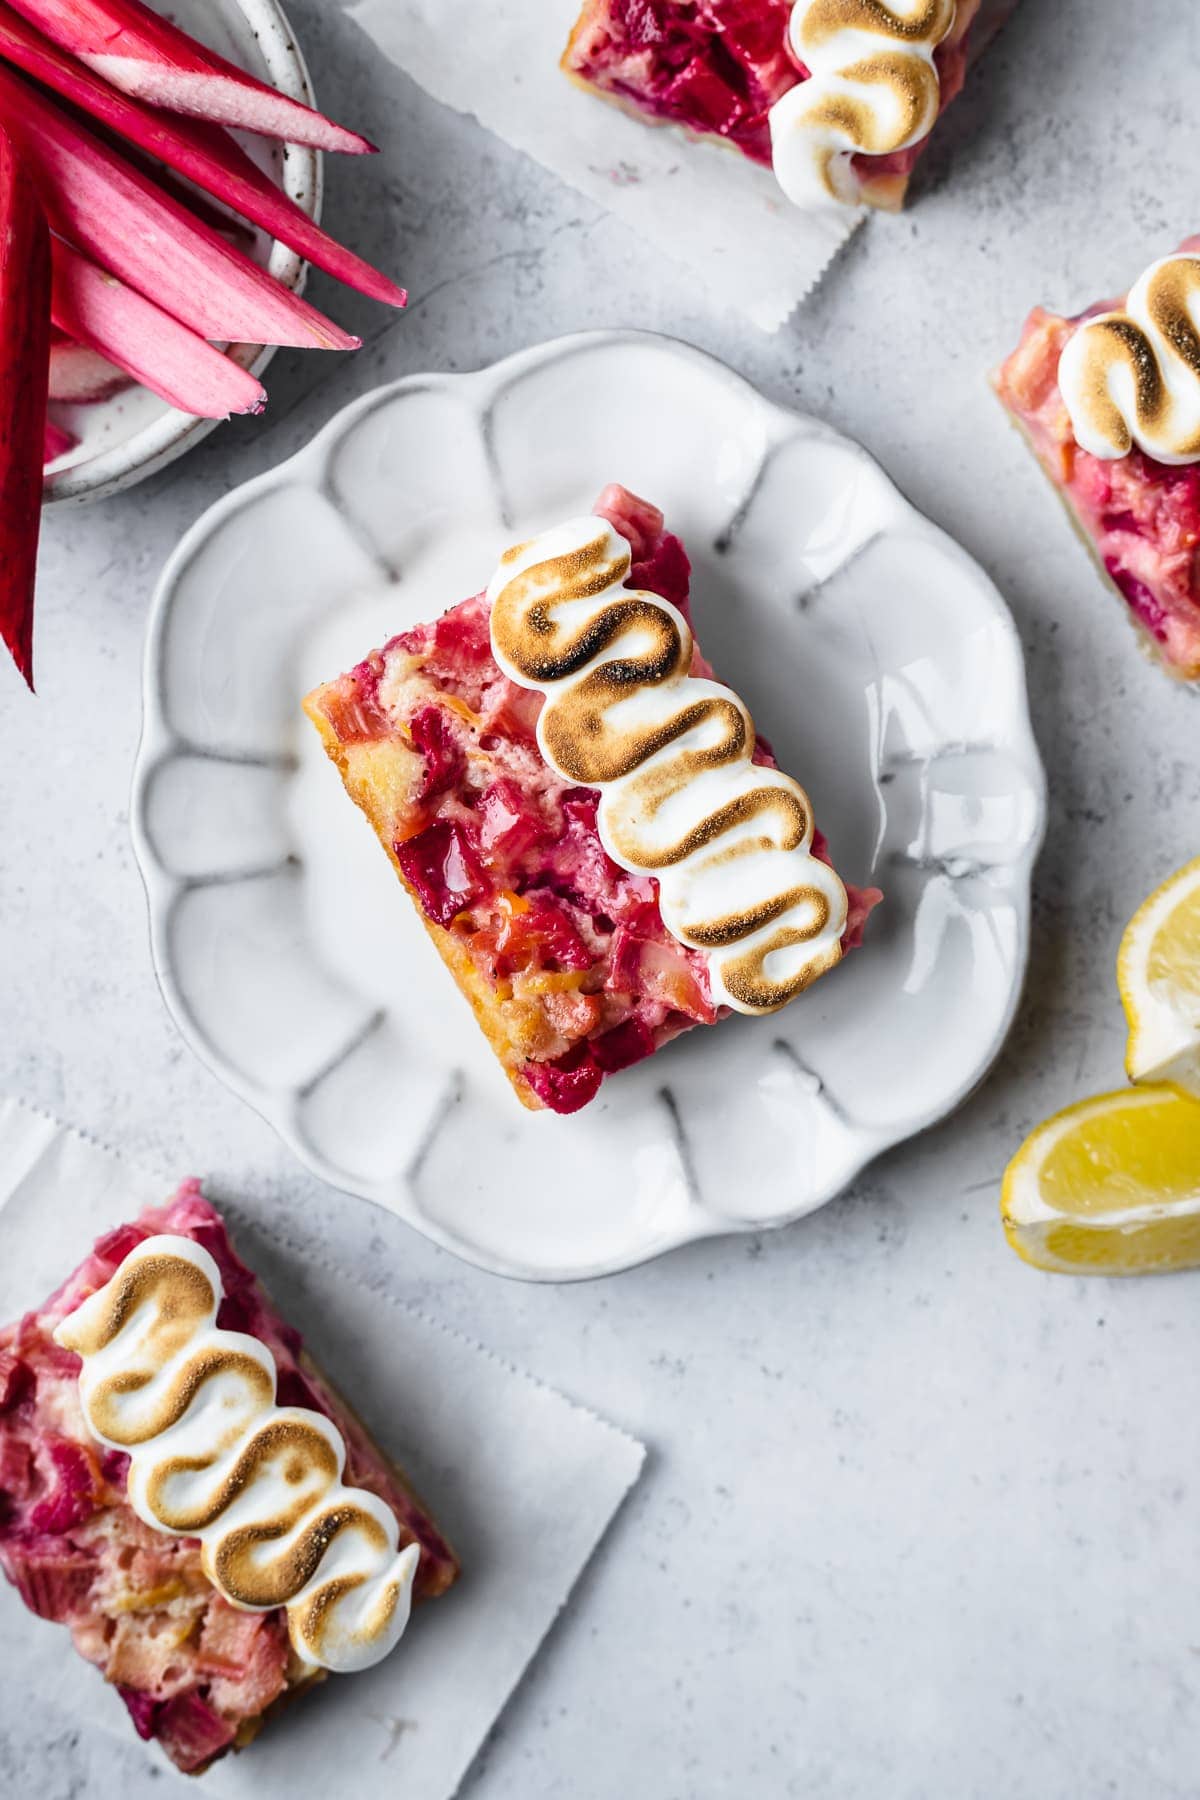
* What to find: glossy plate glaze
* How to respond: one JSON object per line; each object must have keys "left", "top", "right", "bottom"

{"left": 132, "top": 332, "right": 1045, "bottom": 1281}
{"left": 44, "top": 0, "right": 320, "bottom": 506}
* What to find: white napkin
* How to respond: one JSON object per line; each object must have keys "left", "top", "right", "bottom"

{"left": 351, "top": 0, "right": 861, "bottom": 330}
{"left": 0, "top": 1096, "right": 645, "bottom": 1797}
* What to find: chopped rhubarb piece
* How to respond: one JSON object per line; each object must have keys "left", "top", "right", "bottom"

{"left": 3, "top": 0, "right": 375, "bottom": 154}
{"left": 0, "top": 1348, "right": 31, "bottom": 1409}
{"left": 0, "top": 1187, "right": 458, "bottom": 1775}
{"left": 410, "top": 704, "right": 467, "bottom": 801}
{"left": 478, "top": 778, "right": 549, "bottom": 858}
{"left": 590, "top": 1016, "right": 657, "bottom": 1075}
{"left": 196, "top": 1597, "right": 274, "bottom": 1678}
{"left": 0, "top": 1538, "right": 96, "bottom": 1619}
{"left": 492, "top": 893, "right": 594, "bottom": 977}
{"left": 305, "top": 485, "right": 880, "bottom": 1113}
{"left": 0, "top": 63, "right": 358, "bottom": 349}
{"left": 28, "top": 1438, "right": 97, "bottom": 1532}
{"left": 117, "top": 1685, "right": 161, "bottom": 1740}
{"left": 0, "top": 1432, "right": 34, "bottom": 1502}
{"left": 51, "top": 238, "right": 266, "bottom": 419}
{"left": 0, "top": 6, "right": 405, "bottom": 308}
{"left": 396, "top": 820, "right": 488, "bottom": 926}
{"left": 155, "top": 1691, "right": 236, "bottom": 1774}
{"left": 0, "top": 1431, "right": 30, "bottom": 1484}
{"left": 200, "top": 1606, "right": 289, "bottom": 1719}
{"left": 993, "top": 247, "right": 1200, "bottom": 680}
{"left": 0, "top": 122, "right": 49, "bottom": 689}
{"left": 606, "top": 925, "right": 716, "bottom": 1023}
{"left": 89, "top": 1220, "right": 146, "bottom": 1267}
{"left": 98, "top": 1446, "right": 128, "bottom": 1486}
{"left": 522, "top": 1041, "right": 604, "bottom": 1115}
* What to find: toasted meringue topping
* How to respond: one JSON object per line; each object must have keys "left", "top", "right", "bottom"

{"left": 769, "top": 0, "right": 957, "bottom": 209}
{"left": 487, "top": 517, "right": 847, "bottom": 1015}
{"left": 1059, "top": 255, "right": 1200, "bottom": 465}
{"left": 55, "top": 1236, "right": 419, "bottom": 1674}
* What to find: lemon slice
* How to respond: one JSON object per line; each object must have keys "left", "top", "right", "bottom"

{"left": 1001, "top": 1085, "right": 1200, "bottom": 1274}
{"left": 1119, "top": 855, "right": 1200, "bottom": 1095}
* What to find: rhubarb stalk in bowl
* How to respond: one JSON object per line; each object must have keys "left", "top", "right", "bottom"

{"left": 0, "top": 0, "right": 406, "bottom": 689}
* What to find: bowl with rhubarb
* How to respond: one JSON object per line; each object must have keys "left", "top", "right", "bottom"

{"left": 0, "top": 0, "right": 406, "bottom": 691}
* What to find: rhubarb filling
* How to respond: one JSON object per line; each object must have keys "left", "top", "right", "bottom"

{"left": 562, "top": 0, "right": 980, "bottom": 199}
{"left": 0, "top": 1185, "right": 456, "bottom": 1775}
{"left": 308, "top": 485, "right": 880, "bottom": 1116}
{"left": 994, "top": 303, "right": 1200, "bottom": 679}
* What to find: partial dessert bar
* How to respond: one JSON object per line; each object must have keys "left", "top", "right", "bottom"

{"left": 993, "top": 240, "right": 1200, "bottom": 680}
{"left": 305, "top": 485, "right": 880, "bottom": 1117}
{"left": 0, "top": 1184, "right": 457, "bottom": 1774}
{"left": 562, "top": 1, "right": 1007, "bottom": 213}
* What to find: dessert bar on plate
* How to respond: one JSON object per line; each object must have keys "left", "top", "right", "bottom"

{"left": 0, "top": 1184, "right": 457, "bottom": 1774}
{"left": 562, "top": 1, "right": 1011, "bottom": 212}
{"left": 305, "top": 484, "right": 881, "bottom": 1117}
{"left": 994, "top": 239, "right": 1200, "bottom": 680}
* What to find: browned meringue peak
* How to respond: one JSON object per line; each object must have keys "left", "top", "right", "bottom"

{"left": 1059, "top": 254, "right": 1200, "bottom": 465}
{"left": 57, "top": 1244, "right": 215, "bottom": 1362}
{"left": 770, "top": 0, "right": 957, "bottom": 208}
{"left": 800, "top": 0, "right": 956, "bottom": 49}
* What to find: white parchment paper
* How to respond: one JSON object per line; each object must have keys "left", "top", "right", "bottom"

{"left": 352, "top": 0, "right": 861, "bottom": 330}
{"left": 0, "top": 1096, "right": 645, "bottom": 1797}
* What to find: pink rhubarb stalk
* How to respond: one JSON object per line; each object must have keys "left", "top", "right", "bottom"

{"left": 0, "top": 63, "right": 359, "bottom": 349}
{"left": 2, "top": 0, "right": 374, "bottom": 153}
{"left": 43, "top": 418, "right": 74, "bottom": 461}
{"left": 51, "top": 237, "right": 267, "bottom": 419}
{"left": 0, "top": 124, "right": 49, "bottom": 688}
{"left": 0, "top": 4, "right": 406, "bottom": 308}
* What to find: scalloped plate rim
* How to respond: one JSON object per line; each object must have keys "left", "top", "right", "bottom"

{"left": 131, "top": 329, "right": 1046, "bottom": 1282}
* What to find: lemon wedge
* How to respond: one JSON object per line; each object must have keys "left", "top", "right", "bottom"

{"left": 1119, "top": 855, "right": 1200, "bottom": 1095}
{"left": 1001, "top": 1085, "right": 1200, "bottom": 1274}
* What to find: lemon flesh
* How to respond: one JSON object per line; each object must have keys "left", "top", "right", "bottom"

{"left": 1120, "top": 856, "right": 1200, "bottom": 1095}
{"left": 1002, "top": 1085, "right": 1200, "bottom": 1275}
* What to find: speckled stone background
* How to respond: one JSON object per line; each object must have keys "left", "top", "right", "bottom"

{"left": 3, "top": 1, "right": 1200, "bottom": 1795}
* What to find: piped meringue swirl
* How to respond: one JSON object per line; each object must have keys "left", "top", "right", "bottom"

{"left": 1058, "top": 254, "right": 1200, "bottom": 465}
{"left": 55, "top": 1236, "right": 419, "bottom": 1674}
{"left": 769, "top": 0, "right": 957, "bottom": 209}
{"left": 487, "top": 517, "right": 847, "bottom": 1015}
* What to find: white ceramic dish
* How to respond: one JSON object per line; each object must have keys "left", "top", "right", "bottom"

{"left": 132, "top": 331, "right": 1045, "bottom": 1282}
{"left": 43, "top": 0, "right": 320, "bottom": 506}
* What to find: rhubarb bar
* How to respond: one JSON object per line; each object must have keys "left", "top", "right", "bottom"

{"left": 0, "top": 1183, "right": 457, "bottom": 1775}
{"left": 562, "top": 1, "right": 1003, "bottom": 212}
{"left": 304, "top": 484, "right": 880, "bottom": 1117}
{"left": 993, "top": 240, "right": 1200, "bottom": 680}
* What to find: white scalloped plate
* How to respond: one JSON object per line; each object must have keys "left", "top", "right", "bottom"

{"left": 132, "top": 332, "right": 1045, "bottom": 1281}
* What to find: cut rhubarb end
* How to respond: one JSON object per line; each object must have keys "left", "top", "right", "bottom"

{"left": 0, "top": 125, "right": 50, "bottom": 689}
{"left": 43, "top": 417, "right": 75, "bottom": 462}
{"left": 2, "top": 0, "right": 374, "bottom": 153}
{"left": 0, "top": 64, "right": 358, "bottom": 350}
{"left": 51, "top": 239, "right": 267, "bottom": 419}
{"left": 0, "top": 7, "right": 406, "bottom": 309}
